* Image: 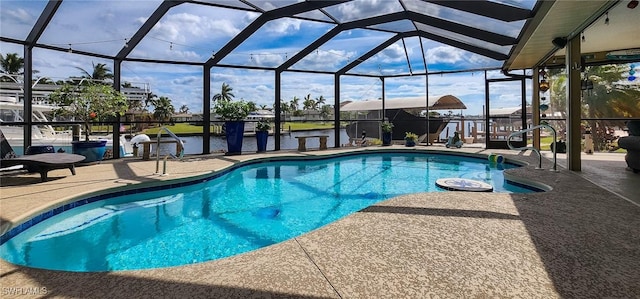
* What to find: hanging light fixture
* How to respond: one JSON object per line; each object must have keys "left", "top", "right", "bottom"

{"left": 539, "top": 79, "right": 550, "bottom": 92}
{"left": 538, "top": 68, "right": 549, "bottom": 92}
{"left": 538, "top": 69, "right": 549, "bottom": 92}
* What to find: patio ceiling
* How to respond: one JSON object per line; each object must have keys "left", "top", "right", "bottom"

{"left": 1, "top": 0, "right": 637, "bottom": 76}
{"left": 506, "top": 0, "right": 640, "bottom": 70}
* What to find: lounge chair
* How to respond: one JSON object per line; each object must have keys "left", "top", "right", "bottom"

{"left": 1, "top": 130, "right": 85, "bottom": 182}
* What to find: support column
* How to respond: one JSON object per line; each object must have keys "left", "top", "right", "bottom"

{"left": 333, "top": 74, "right": 340, "bottom": 148}
{"left": 275, "top": 71, "right": 281, "bottom": 151}
{"left": 532, "top": 68, "right": 540, "bottom": 149}
{"left": 23, "top": 46, "right": 33, "bottom": 153}
{"left": 566, "top": 37, "right": 582, "bottom": 171}
{"left": 381, "top": 77, "right": 385, "bottom": 119}
{"left": 113, "top": 60, "right": 122, "bottom": 159}
{"left": 381, "top": 77, "right": 386, "bottom": 142}
{"left": 203, "top": 66, "right": 211, "bottom": 154}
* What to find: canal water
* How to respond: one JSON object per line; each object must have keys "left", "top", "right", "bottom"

{"left": 157, "top": 122, "right": 483, "bottom": 156}
{"left": 170, "top": 129, "right": 351, "bottom": 155}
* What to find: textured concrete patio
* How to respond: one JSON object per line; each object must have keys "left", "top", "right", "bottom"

{"left": 1, "top": 146, "right": 639, "bottom": 298}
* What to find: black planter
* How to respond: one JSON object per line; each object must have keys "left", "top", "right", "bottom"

{"left": 382, "top": 131, "right": 392, "bottom": 146}
{"left": 550, "top": 141, "right": 566, "bottom": 153}
{"left": 405, "top": 140, "right": 416, "bottom": 147}
{"left": 256, "top": 131, "right": 268, "bottom": 152}
{"left": 72, "top": 140, "right": 107, "bottom": 162}
{"left": 225, "top": 121, "right": 245, "bottom": 155}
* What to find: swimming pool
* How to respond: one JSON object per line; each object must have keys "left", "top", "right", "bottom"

{"left": 0, "top": 152, "right": 539, "bottom": 272}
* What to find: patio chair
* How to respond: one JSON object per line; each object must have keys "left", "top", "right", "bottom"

{"left": 0, "top": 130, "right": 85, "bottom": 182}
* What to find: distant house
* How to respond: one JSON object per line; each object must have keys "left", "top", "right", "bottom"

{"left": 171, "top": 113, "right": 194, "bottom": 122}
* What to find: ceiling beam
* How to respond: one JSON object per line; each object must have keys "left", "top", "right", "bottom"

{"left": 502, "top": 0, "right": 555, "bottom": 70}
{"left": 206, "top": 0, "right": 346, "bottom": 67}
{"left": 423, "top": 0, "right": 532, "bottom": 22}
{"left": 278, "top": 9, "right": 513, "bottom": 72}
{"left": 337, "top": 32, "right": 410, "bottom": 75}
{"left": 406, "top": 11, "right": 517, "bottom": 46}
{"left": 417, "top": 31, "right": 508, "bottom": 61}
{"left": 276, "top": 26, "right": 343, "bottom": 72}
{"left": 276, "top": 12, "right": 410, "bottom": 72}
{"left": 116, "top": 0, "right": 185, "bottom": 60}
{"left": 25, "top": 0, "right": 62, "bottom": 47}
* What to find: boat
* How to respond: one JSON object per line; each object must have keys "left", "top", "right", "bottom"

{"left": 0, "top": 95, "right": 133, "bottom": 157}
{"left": 341, "top": 95, "right": 467, "bottom": 143}
{"left": 0, "top": 76, "right": 150, "bottom": 157}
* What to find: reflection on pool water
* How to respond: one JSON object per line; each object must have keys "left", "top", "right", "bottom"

{"left": 0, "top": 152, "right": 538, "bottom": 272}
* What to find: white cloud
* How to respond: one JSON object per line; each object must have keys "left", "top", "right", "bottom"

{"left": 172, "top": 76, "right": 199, "bottom": 86}
{"left": 294, "top": 49, "right": 354, "bottom": 70}
{"left": 251, "top": 53, "right": 285, "bottom": 67}
{"left": 150, "top": 13, "right": 241, "bottom": 43}
{"left": 332, "top": 0, "right": 400, "bottom": 22}
{"left": 3, "top": 8, "right": 33, "bottom": 24}
{"left": 426, "top": 46, "right": 465, "bottom": 64}
{"left": 264, "top": 18, "right": 302, "bottom": 34}
{"left": 380, "top": 43, "right": 406, "bottom": 62}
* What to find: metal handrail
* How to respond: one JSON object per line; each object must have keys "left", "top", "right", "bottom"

{"left": 155, "top": 127, "right": 185, "bottom": 175}
{"left": 506, "top": 124, "right": 558, "bottom": 171}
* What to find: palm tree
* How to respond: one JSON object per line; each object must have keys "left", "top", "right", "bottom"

{"left": 0, "top": 53, "right": 24, "bottom": 74}
{"left": 278, "top": 100, "right": 291, "bottom": 122}
{"left": 150, "top": 96, "right": 175, "bottom": 124}
{"left": 128, "top": 98, "right": 145, "bottom": 113}
{"left": 302, "top": 94, "right": 315, "bottom": 110}
{"left": 320, "top": 104, "right": 333, "bottom": 120}
{"left": 75, "top": 62, "right": 114, "bottom": 83}
{"left": 314, "top": 95, "right": 326, "bottom": 110}
{"left": 246, "top": 101, "right": 257, "bottom": 112}
{"left": 145, "top": 92, "right": 158, "bottom": 108}
{"left": 289, "top": 96, "right": 300, "bottom": 112}
{"left": 1, "top": 53, "right": 24, "bottom": 82}
{"left": 179, "top": 105, "right": 189, "bottom": 114}
{"left": 212, "top": 82, "right": 235, "bottom": 102}
{"left": 549, "top": 64, "right": 640, "bottom": 150}
{"left": 582, "top": 64, "right": 640, "bottom": 149}
{"left": 303, "top": 94, "right": 315, "bottom": 119}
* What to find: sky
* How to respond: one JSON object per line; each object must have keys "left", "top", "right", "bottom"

{"left": 0, "top": 0, "right": 538, "bottom": 115}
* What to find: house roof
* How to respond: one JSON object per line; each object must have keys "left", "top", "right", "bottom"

{"left": 341, "top": 95, "right": 466, "bottom": 111}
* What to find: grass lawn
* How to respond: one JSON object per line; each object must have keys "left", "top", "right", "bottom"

{"left": 540, "top": 136, "right": 553, "bottom": 151}
{"left": 142, "top": 123, "right": 205, "bottom": 135}
{"left": 282, "top": 122, "right": 334, "bottom": 131}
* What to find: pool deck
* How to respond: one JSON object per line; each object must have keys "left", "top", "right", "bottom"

{"left": 1, "top": 146, "right": 639, "bottom": 298}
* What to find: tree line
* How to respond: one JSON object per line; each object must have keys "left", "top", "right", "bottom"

{"left": 1, "top": 52, "right": 185, "bottom": 126}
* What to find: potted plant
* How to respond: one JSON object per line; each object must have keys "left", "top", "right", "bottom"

{"left": 48, "top": 83, "right": 128, "bottom": 162}
{"left": 255, "top": 120, "right": 270, "bottom": 153}
{"left": 381, "top": 121, "right": 394, "bottom": 146}
{"left": 551, "top": 139, "right": 567, "bottom": 153}
{"left": 405, "top": 132, "right": 418, "bottom": 147}
{"left": 213, "top": 98, "right": 252, "bottom": 155}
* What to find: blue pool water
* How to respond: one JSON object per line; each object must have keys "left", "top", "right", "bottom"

{"left": 0, "top": 152, "right": 536, "bottom": 272}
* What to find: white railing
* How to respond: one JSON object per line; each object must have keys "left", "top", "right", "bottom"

{"left": 507, "top": 124, "right": 558, "bottom": 171}
{"left": 155, "top": 127, "right": 185, "bottom": 175}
